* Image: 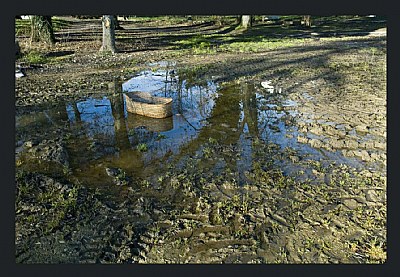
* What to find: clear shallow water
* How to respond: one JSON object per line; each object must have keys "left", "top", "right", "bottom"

{"left": 16, "top": 68, "right": 368, "bottom": 190}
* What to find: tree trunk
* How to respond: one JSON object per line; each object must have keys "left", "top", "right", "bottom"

{"left": 112, "top": 15, "right": 124, "bottom": 30}
{"left": 16, "top": 39, "right": 20, "bottom": 56}
{"left": 213, "top": 15, "right": 223, "bottom": 26}
{"left": 30, "top": 16, "right": 55, "bottom": 44}
{"left": 302, "top": 15, "right": 312, "bottom": 27}
{"left": 100, "top": 15, "right": 117, "bottom": 53}
{"left": 241, "top": 15, "right": 252, "bottom": 29}
{"left": 235, "top": 15, "right": 241, "bottom": 25}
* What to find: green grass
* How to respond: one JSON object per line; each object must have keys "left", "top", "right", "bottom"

{"left": 220, "top": 38, "right": 305, "bottom": 53}
{"left": 15, "top": 17, "right": 71, "bottom": 37}
{"left": 156, "top": 134, "right": 167, "bottom": 140}
{"left": 19, "top": 49, "right": 74, "bottom": 65}
{"left": 125, "top": 15, "right": 238, "bottom": 25}
{"left": 172, "top": 15, "right": 385, "bottom": 55}
{"left": 174, "top": 35, "right": 214, "bottom": 48}
{"left": 192, "top": 43, "right": 217, "bottom": 54}
{"left": 137, "top": 143, "right": 148, "bottom": 152}
{"left": 125, "top": 16, "right": 189, "bottom": 25}
{"left": 174, "top": 32, "right": 306, "bottom": 54}
{"left": 21, "top": 51, "right": 50, "bottom": 64}
{"left": 202, "top": 146, "right": 213, "bottom": 158}
{"left": 16, "top": 169, "right": 80, "bottom": 235}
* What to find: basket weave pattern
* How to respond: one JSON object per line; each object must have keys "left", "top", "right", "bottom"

{"left": 124, "top": 92, "right": 173, "bottom": 118}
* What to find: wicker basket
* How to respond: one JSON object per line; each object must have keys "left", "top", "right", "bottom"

{"left": 123, "top": 92, "right": 173, "bottom": 118}
{"left": 126, "top": 113, "right": 173, "bottom": 132}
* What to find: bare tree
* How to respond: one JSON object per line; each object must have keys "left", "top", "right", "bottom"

{"left": 16, "top": 39, "right": 20, "bottom": 55}
{"left": 235, "top": 15, "right": 241, "bottom": 25}
{"left": 30, "top": 16, "right": 55, "bottom": 44}
{"left": 212, "top": 15, "right": 223, "bottom": 26}
{"left": 302, "top": 15, "right": 312, "bottom": 27}
{"left": 100, "top": 15, "right": 117, "bottom": 53}
{"left": 241, "top": 15, "right": 252, "bottom": 29}
{"left": 112, "top": 15, "right": 124, "bottom": 30}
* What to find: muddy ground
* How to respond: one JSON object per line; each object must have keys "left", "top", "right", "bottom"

{"left": 15, "top": 16, "right": 386, "bottom": 263}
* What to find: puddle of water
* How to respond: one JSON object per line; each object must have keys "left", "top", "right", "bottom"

{"left": 16, "top": 68, "right": 378, "bottom": 193}
{"left": 66, "top": 97, "right": 115, "bottom": 138}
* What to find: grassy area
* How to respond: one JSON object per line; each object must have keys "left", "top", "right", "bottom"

{"left": 125, "top": 15, "right": 189, "bottom": 25}
{"left": 16, "top": 170, "right": 79, "bottom": 235}
{"left": 16, "top": 15, "right": 386, "bottom": 58}
{"left": 15, "top": 17, "right": 71, "bottom": 37}
{"left": 19, "top": 50, "right": 73, "bottom": 65}
{"left": 169, "top": 15, "right": 385, "bottom": 55}
{"left": 219, "top": 38, "right": 306, "bottom": 53}
{"left": 21, "top": 51, "right": 50, "bottom": 64}
{"left": 125, "top": 15, "right": 238, "bottom": 25}
{"left": 174, "top": 33, "right": 307, "bottom": 54}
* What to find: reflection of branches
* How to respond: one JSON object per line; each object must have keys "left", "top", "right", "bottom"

{"left": 258, "top": 116, "right": 271, "bottom": 137}
{"left": 169, "top": 84, "right": 260, "bottom": 171}
{"left": 110, "top": 92, "right": 131, "bottom": 151}
{"left": 241, "top": 83, "right": 259, "bottom": 138}
{"left": 176, "top": 113, "right": 199, "bottom": 131}
{"left": 71, "top": 101, "right": 82, "bottom": 123}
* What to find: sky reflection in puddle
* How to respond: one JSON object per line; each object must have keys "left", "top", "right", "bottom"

{"left": 16, "top": 68, "right": 370, "bottom": 189}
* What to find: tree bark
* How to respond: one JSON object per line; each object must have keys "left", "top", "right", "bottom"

{"left": 112, "top": 15, "right": 124, "bottom": 30}
{"left": 302, "top": 15, "right": 312, "bottom": 27}
{"left": 235, "top": 15, "right": 241, "bottom": 25}
{"left": 213, "top": 15, "right": 223, "bottom": 26}
{"left": 16, "top": 39, "right": 20, "bottom": 56}
{"left": 100, "top": 15, "right": 117, "bottom": 53}
{"left": 30, "top": 16, "right": 55, "bottom": 44}
{"left": 241, "top": 15, "right": 252, "bottom": 29}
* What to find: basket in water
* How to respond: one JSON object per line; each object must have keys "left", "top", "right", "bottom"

{"left": 126, "top": 113, "right": 173, "bottom": 132}
{"left": 123, "top": 92, "right": 173, "bottom": 118}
